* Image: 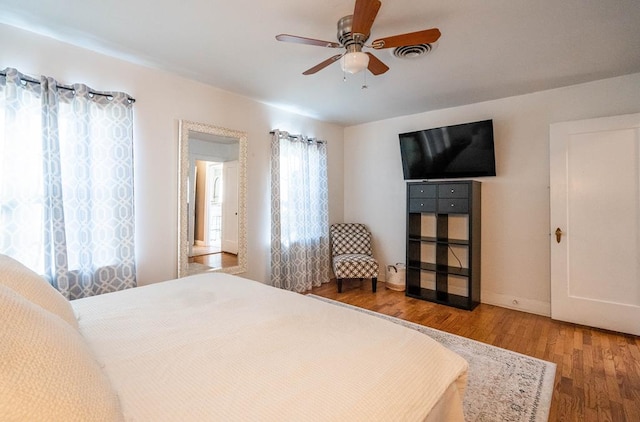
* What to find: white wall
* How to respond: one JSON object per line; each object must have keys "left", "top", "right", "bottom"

{"left": 5, "top": 22, "right": 638, "bottom": 313}
{"left": 0, "top": 23, "right": 345, "bottom": 286}
{"left": 344, "top": 72, "right": 640, "bottom": 316}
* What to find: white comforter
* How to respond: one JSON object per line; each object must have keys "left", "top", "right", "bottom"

{"left": 72, "top": 273, "right": 467, "bottom": 421}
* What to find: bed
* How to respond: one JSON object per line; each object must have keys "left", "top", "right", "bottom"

{"left": 1, "top": 254, "right": 468, "bottom": 421}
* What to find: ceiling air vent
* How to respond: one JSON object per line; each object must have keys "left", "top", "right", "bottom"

{"left": 392, "top": 43, "right": 434, "bottom": 59}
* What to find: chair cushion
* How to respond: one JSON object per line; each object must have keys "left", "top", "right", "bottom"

{"left": 0, "top": 254, "right": 78, "bottom": 328}
{"left": 0, "top": 284, "right": 124, "bottom": 421}
{"left": 331, "top": 230, "right": 372, "bottom": 256}
{"left": 333, "top": 254, "right": 379, "bottom": 279}
{"left": 330, "top": 223, "right": 367, "bottom": 234}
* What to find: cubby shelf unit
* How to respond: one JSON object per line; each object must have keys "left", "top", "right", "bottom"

{"left": 405, "top": 180, "right": 481, "bottom": 310}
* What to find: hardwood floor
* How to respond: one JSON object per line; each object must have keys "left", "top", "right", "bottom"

{"left": 309, "top": 279, "right": 640, "bottom": 422}
{"left": 188, "top": 252, "right": 237, "bottom": 268}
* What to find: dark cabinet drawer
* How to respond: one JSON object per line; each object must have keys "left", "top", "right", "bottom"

{"left": 409, "top": 198, "right": 436, "bottom": 212}
{"left": 438, "top": 184, "right": 469, "bottom": 198}
{"left": 437, "top": 198, "right": 469, "bottom": 213}
{"left": 409, "top": 184, "right": 436, "bottom": 198}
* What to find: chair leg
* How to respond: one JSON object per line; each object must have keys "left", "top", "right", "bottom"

{"left": 337, "top": 279, "right": 343, "bottom": 293}
{"left": 372, "top": 277, "right": 377, "bottom": 293}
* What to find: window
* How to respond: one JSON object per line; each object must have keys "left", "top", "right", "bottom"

{"left": 0, "top": 68, "right": 136, "bottom": 299}
{"left": 270, "top": 130, "right": 330, "bottom": 292}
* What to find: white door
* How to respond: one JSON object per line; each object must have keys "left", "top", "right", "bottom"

{"left": 205, "top": 162, "right": 223, "bottom": 248}
{"left": 221, "top": 161, "right": 239, "bottom": 254}
{"left": 550, "top": 113, "right": 640, "bottom": 336}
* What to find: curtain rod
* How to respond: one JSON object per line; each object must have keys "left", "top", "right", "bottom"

{"left": 269, "top": 130, "right": 326, "bottom": 144}
{"left": 0, "top": 71, "right": 136, "bottom": 103}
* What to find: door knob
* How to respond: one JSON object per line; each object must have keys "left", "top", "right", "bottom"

{"left": 555, "top": 228, "right": 563, "bottom": 243}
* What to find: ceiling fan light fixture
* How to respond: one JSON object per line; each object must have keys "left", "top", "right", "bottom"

{"left": 340, "top": 51, "right": 369, "bottom": 74}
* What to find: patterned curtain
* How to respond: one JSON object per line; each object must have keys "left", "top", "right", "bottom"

{"left": 270, "top": 130, "right": 330, "bottom": 292}
{"left": 0, "top": 68, "right": 136, "bottom": 299}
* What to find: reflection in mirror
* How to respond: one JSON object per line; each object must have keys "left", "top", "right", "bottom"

{"left": 178, "top": 120, "right": 247, "bottom": 277}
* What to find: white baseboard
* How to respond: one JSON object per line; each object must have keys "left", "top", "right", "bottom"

{"left": 481, "top": 290, "right": 551, "bottom": 317}
{"left": 194, "top": 240, "right": 205, "bottom": 246}
{"left": 380, "top": 280, "right": 551, "bottom": 317}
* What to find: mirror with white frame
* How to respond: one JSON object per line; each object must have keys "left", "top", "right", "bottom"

{"left": 178, "top": 120, "right": 247, "bottom": 277}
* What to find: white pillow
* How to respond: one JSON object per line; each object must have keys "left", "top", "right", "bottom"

{"left": 0, "top": 254, "right": 78, "bottom": 328}
{"left": 0, "top": 284, "right": 124, "bottom": 421}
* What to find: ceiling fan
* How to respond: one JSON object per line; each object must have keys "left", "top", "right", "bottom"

{"left": 275, "top": 0, "right": 441, "bottom": 76}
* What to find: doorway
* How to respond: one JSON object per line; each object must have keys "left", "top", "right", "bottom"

{"left": 205, "top": 162, "right": 223, "bottom": 251}
{"left": 550, "top": 113, "right": 640, "bottom": 336}
{"left": 189, "top": 159, "right": 239, "bottom": 270}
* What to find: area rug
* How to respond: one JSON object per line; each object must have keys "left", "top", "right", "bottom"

{"left": 307, "top": 295, "right": 555, "bottom": 422}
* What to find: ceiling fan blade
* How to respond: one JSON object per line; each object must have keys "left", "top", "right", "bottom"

{"left": 366, "top": 52, "right": 389, "bottom": 75}
{"left": 276, "top": 34, "right": 341, "bottom": 48}
{"left": 371, "top": 28, "right": 441, "bottom": 49}
{"left": 302, "top": 54, "right": 343, "bottom": 75}
{"left": 352, "top": 0, "right": 381, "bottom": 36}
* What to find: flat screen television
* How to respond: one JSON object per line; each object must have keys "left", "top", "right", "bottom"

{"left": 399, "top": 119, "right": 496, "bottom": 180}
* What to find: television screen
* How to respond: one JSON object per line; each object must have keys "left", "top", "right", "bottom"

{"left": 399, "top": 119, "right": 496, "bottom": 180}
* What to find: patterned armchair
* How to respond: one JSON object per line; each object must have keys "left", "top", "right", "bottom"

{"left": 330, "top": 223, "right": 379, "bottom": 293}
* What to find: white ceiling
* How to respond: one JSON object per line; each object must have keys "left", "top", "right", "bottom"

{"left": 1, "top": 0, "right": 639, "bottom": 126}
